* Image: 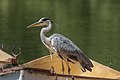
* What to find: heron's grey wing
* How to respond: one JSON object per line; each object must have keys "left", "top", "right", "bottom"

{"left": 50, "top": 34, "right": 93, "bottom": 72}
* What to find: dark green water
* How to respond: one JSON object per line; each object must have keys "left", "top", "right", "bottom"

{"left": 0, "top": 0, "right": 120, "bottom": 71}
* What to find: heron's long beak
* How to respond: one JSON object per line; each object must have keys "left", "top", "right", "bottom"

{"left": 27, "top": 21, "right": 47, "bottom": 28}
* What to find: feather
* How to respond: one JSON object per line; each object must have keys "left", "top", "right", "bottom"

{"left": 49, "top": 33, "right": 93, "bottom": 72}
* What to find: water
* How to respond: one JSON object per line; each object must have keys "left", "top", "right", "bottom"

{"left": 0, "top": 0, "right": 120, "bottom": 71}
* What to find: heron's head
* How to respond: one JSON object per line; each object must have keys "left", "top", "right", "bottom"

{"left": 27, "top": 17, "right": 52, "bottom": 28}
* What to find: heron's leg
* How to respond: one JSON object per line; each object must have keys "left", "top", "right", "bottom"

{"left": 49, "top": 50, "right": 53, "bottom": 60}
{"left": 62, "top": 60, "right": 65, "bottom": 74}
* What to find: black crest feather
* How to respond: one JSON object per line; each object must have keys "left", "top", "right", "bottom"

{"left": 42, "top": 17, "right": 53, "bottom": 23}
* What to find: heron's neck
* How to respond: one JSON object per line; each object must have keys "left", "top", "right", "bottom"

{"left": 40, "top": 21, "right": 52, "bottom": 45}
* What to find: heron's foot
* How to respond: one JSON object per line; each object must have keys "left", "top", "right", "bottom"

{"left": 62, "top": 60, "right": 65, "bottom": 74}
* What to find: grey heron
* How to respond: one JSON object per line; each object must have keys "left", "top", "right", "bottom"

{"left": 27, "top": 17, "right": 93, "bottom": 74}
